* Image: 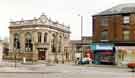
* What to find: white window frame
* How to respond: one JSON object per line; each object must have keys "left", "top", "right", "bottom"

{"left": 123, "top": 16, "right": 130, "bottom": 24}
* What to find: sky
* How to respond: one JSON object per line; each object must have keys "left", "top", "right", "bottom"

{"left": 0, "top": 0, "right": 135, "bottom": 40}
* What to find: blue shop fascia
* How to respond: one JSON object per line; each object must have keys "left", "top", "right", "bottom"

{"left": 91, "top": 42, "right": 115, "bottom": 65}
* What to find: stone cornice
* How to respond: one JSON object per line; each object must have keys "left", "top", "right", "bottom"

{"left": 9, "top": 14, "right": 70, "bottom": 33}
{"left": 9, "top": 25, "right": 70, "bottom": 33}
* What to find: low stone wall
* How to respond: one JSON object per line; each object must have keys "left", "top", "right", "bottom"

{"left": 47, "top": 53, "right": 73, "bottom": 64}
{"left": 4, "top": 52, "right": 38, "bottom": 61}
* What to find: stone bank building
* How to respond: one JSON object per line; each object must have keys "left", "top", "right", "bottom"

{"left": 9, "top": 14, "right": 71, "bottom": 63}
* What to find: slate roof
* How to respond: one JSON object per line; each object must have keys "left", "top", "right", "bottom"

{"left": 96, "top": 3, "right": 135, "bottom": 16}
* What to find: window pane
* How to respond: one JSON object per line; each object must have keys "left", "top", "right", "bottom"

{"left": 101, "top": 31, "right": 108, "bottom": 40}
{"left": 123, "top": 16, "right": 130, "bottom": 24}
{"left": 100, "top": 16, "right": 108, "bottom": 26}
{"left": 14, "top": 33, "right": 20, "bottom": 49}
{"left": 123, "top": 31, "right": 130, "bottom": 40}
{"left": 25, "top": 32, "right": 33, "bottom": 52}
{"left": 38, "top": 32, "right": 42, "bottom": 43}
{"left": 44, "top": 33, "right": 48, "bottom": 43}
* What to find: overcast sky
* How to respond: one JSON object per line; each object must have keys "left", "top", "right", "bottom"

{"left": 0, "top": 0, "right": 135, "bottom": 40}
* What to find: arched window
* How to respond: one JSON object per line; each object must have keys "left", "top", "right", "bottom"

{"left": 25, "top": 32, "right": 33, "bottom": 52}
{"left": 13, "top": 33, "right": 20, "bottom": 49}
{"left": 51, "top": 34, "right": 56, "bottom": 52}
{"left": 58, "top": 36, "right": 62, "bottom": 52}
{"left": 38, "top": 32, "right": 42, "bottom": 43}
{"left": 44, "top": 32, "right": 48, "bottom": 43}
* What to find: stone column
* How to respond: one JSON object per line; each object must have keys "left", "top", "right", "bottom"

{"left": 32, "top": 31, "right": 38, "bottom": 62}
{"left": 55, "top": 33, "right": 59, "bottom": 63}
{"left": 41, "top": 32, "right": 44, "bottom": 43}
{"left": 61, "top": 35, "right": 64, "bottom": 64}
{"left": 45, "top": 31, "right": 49, "bottom": 61}
{"left": 20, "top": 32, "right": 25, "bottom": 53}
{"left": 47, "top": 31, "right": 52, "bottom": 63}
{"left": 9, "top": 31, "right": 14, "bottom": 60}
{"left": 20, "top": 32, "right": 25, "bottom": 62}
{"left": 9, "top": 31, "right": 14, "bottom": 53}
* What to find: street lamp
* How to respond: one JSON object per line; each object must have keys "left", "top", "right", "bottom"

{"left": 78, "top": 14, "right": 83, "bottom": 58}
{"left": 77, "top": 14, "right": 83, "bottom": 40}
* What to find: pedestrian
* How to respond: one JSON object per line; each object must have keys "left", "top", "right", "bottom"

{"left": 75, "top": 58, "right": 79, "bottom": 64}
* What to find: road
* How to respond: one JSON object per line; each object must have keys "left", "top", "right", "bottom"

{"left": 46, "top": 64, "right": 135, "bottom": 78}
{"left": 0, "top": 62, "right": 135, "bottom": 78}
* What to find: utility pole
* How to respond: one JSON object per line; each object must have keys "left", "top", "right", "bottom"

{"left": 81, "top": 15, "right": 83, "bottom": 42}
{"left": 80, "top": 15, "right": 83, "bottom": 58}
{"left": 78, "top": 14, "right": 83, "bottom": 39}
{"left": 76, "top": 14, "right": 84, "bottom": 60}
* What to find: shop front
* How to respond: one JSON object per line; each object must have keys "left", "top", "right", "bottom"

{"left": 91, "top": 43, "right": 115, "bottom": 65}
{"left": 115, "top": 46, "right": 135, "bottom": 66}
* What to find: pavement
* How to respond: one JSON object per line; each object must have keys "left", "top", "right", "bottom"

{"left": 72, "top": 62, "right": 128, "bottom": 68}
{"left": 46, "top": 63, "right": 135, "bottom": 78}
{"left": 0, "top": 60, "right": 47, "bottom": 73}
{"left": 0, "top": 61, "right": 134, "bottom": 78}
{"left": 0, "top": 61, "right": 129, "bottom": 73}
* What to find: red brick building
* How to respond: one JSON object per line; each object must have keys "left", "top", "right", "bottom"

{"left": 93, "top": 3, "right": 135, "bottom": 44}
{"left": 92, "top": 3, "right": 135, "bottom": 65}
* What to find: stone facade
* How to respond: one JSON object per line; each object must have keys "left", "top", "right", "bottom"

{"left": 8, "top": 14, "right": 71, "bottom": 63}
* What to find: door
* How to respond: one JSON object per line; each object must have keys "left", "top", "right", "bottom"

{"left": 38, "top": 51, "right": 46, "bottom": 60}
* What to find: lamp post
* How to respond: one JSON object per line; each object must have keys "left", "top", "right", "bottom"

{"left": 78, "top": 14, "right": 83, "bottom": 58}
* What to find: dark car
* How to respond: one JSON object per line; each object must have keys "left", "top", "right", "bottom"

{"left": 78, "top": 57, "right": 91, "bottom": 64}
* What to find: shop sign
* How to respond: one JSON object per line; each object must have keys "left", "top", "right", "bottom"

{"left": 95, "top": 44, "right": 113, "bottom": 50}
{"left": 91, "top": 43, "right": 114, "bottom": 50}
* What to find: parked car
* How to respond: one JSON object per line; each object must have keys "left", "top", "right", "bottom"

{"left": 127, "top": 62, "right": 135, "bottom": 72}
{"left": 78, "top": 57, "right": 92, "bottom": 64}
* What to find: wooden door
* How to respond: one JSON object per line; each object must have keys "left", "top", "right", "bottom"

{"left": 38, "top": 51, "right": 46, "bottom": 60}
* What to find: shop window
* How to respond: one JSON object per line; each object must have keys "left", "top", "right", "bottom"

{"left": 100, "top": 16, "right": 108, "bottom": 26}
{"left": 100, "top": 31, "right": 108, "bottom": 40}
{"left": 123, "top": 16, "right": 130, "bottom": 24}
{"left": 123, "top": 30, "right": 130, "bottom": 40}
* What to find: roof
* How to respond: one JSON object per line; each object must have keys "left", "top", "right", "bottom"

{"left": 95, "top": 3, "right": 135, "bottom": 16}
